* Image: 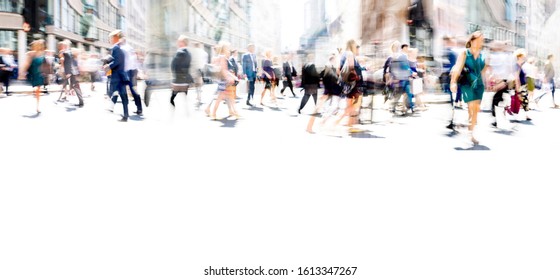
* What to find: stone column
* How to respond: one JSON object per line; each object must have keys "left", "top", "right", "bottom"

{"left": 47, "top": 34, "right": 56, "bottom": 51}
{"left": 17, "top": 30, "right": 27, "bottom": 70}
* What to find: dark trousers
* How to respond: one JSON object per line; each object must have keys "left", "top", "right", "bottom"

{"left": 492, "top": 83, "right": 509, "bottom": 117}
{"left": 125, "top": 70, "right": 142, "bottom": 112}
{"left": 280, "top": 77, "right": 295, "bottom": 95}
{"left": 69, "top": 75, "right": 84, "bottom": 105}
{"left": 170, "top": 87, "right": 189, "bottom": 106}
{"left": 110, "top": 81, "right": 129, "bottom": 118}
{"left": 553, "top": 80, "right": 556, "bottom": 103}
{"left": 247, "top": 79, "right": 255, "bottom": 101}
{"left": 1, "top": 71, "right": 11, "bottom": 92}
{"left": 299, "top": 84, "right": 318, "bottom": 110}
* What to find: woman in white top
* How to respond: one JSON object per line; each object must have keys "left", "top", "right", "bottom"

{"left": 522, "top": 56, "right": 538, "bottom": 104}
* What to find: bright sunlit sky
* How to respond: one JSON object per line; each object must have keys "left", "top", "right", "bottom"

{"left": 280, "top": 0, "right": 305, "bottom": 51}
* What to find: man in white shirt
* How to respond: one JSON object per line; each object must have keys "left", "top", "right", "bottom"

{"left": 487, "top": 42, "right": 516, "bottom": 127}
{"left": 189, "top": 42, "right": 208, "bottom": 104}
{"left": 120, "top": 37, "right": 143, "bottom": 115}
{"left": 0, "top": 48, "right": 17, "bottom": 96}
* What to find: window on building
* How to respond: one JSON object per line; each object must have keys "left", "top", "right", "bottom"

{"left": 0, "top": 30, "right": 16, "bottom": 50}
{"left": 69, "top": 9, "right": 75, "bottom": 33}
{"left": 0, "top": 0, "right": 23, "bottom": 13}
{"left": 76, "top": 14, "right": 81, "bottom": 35}
{"left": 62, "top": 0, "right": 68, "bottom": 30}
{"left": 54, "top": 0, "right": 61, "bottom": 27}
{"left": 505, "top": 0, "right": 513, "bottom": 22}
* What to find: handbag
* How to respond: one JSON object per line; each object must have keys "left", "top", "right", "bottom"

{"left": 509, "top": 92, "right": 521, "bottom": 114}
{"left": 457, "top": 66, "right": 470, "bottom": 85}
{"left": 411, "top": 77, "right": 423, "bottom": 95}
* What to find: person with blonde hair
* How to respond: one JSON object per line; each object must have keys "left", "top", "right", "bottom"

{"left": 334, "top": 39, "right": 363, "bottom": 133}
{"left": 451, "top": 31, "right": 488, "bottom": 145}
{"left": 209, "top": 41, "right": 239, "bottom": 119}
{"left": 104, "top": 29, "right": 132, "bottom": 122}
{"left": 19, "top": 39, "right": 50, "bottom": 113}
{"left": 259, "top": 48, "right": 276, "bottom": 105}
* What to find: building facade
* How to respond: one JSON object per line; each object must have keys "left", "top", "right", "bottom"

{"left": 248, "top": 0, "right": 281, "bottom": 55}
{"left": 300, "top": 0, "right": 361, "bottom": 66}
{"left": 122, "top": 0, "right": 147, "bottom": 54}
{"left": 0, "top": 0, "right": 23, "bottom": 52}
{"left": 0, "top": 0, "right": 126, "bottom": 69}
{"left": 145, "top": 0, "right": 271, "bottom": 80}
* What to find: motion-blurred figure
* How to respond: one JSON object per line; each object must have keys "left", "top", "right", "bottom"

{"left": 209, "top": 41, "right": 239, "bottom": 120}
{"left": 536, "top": 54, "right": 557, "bottom": 108}
{"left": 451, "top": 31, "right": 488, "bottom": 145}
{"left": 242, "top": 43, "right": 257, "bottom": 106}
{"left": 84, "top": 52, "right": 101, "bottom": 91}
{"left": 18, "top": 39, "right": 50, "bottom": 113}
{"left": 58, "top": 41, "right": 84, "bottom": 107}
{"left": 120, "top": 38, "right": 143, "bottom": 115}
{"left": 0, "top": 48, "right": 16, "bottom": 96}
{"left": 487, "top": 40, "right": 516, "bottom": 128}
{"left": 190, "top": 42, "right": 207, "bottom": 104}
{"left": 280, "top": 53, "right": 297, "bottom": 97}
{"left": 104, "top": 30, "right": 130, "bottom": 122}
{"left": 170, "top": 35, "right": 194, "bottom": 109}
{"left": 259, "top": 48, "right": 276, "bottom": 105}
{"left": 298, "top": 53, "right": 319, "bottom": 115}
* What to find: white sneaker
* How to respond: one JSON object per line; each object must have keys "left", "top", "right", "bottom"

{"left": 108, "top": 101, "right": 115, "bottom": 112}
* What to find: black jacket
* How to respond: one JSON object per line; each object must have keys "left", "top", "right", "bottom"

{"left": 301, "top": 63, "right": 320, "bottom": 86}
{"left": 228, "top": 57, "right": 239, "bottom": 76}
{"left": 171, "top": 48, "right": 194, "bottom": 84}
{"left": 283, "top": 61, "right": 297, "bottom": 79}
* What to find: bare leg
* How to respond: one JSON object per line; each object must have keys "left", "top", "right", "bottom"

{"left": 35, "top": 87, "right": 41, "bottom": 113}
{"left": 260, "top": 88, "right": 268, "bottom": 105}
{"left": 211, "top": 92, "right": 226, "bottom": 119}
{"left": 335, "top": 99, "right": 353, "bottom": 127}
{"left": 271, "top": 85, "right": 277, "bottom": 103}
{"left": 227, "top": 90, "right": 238, "bottom": 117}
{"left": 468, "top": 100, "right": 480, "bottom": 144}
{"left": 306, "top": 95, "right": 328, "bottom": 133}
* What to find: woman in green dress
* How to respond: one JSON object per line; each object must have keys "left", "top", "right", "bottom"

{"left": 450, "top": 31, "right": 488, "bottom": 145}
{"left": 18, "top": 39, "right": 47, "bottom": 113}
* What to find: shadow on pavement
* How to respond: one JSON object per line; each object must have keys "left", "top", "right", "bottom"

{"left": 244, "top": 106, "right": 264, "bottom": 112}
{"left": 22, "top": 112, "right": 41, "bottom": 118}
{"left": 493, "top": 129, "right": 516, "bottom": 136}
{"left": 349, "top": 132, "right": 385, "bottom": 139}
{"left": 511, "top": 120, "right": 535, "bottom": 126}
{"left": 267, "top": 106, "right": 282, "bottom": 112}
{"left": 215, "top": 118, "right": 238, "bottom": 128}
{"left": 129, "top": 115, "right": 145, "bottom": 121}
{"left": 454, "top": 145, "right": 491, "bottom": 151}
{"left": 444, "top": 130, "right": 460, "bottom": 137}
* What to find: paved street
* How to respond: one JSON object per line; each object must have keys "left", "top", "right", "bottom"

{"left": 1, "top": 80, "right": 560, "bottom": 280}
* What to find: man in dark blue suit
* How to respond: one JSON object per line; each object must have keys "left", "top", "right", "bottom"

{"left": 105, "top": 30, "right": 130, "bottom": 122}
{"left": 242, "top": 43, "right": 257, "bottom": 106}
